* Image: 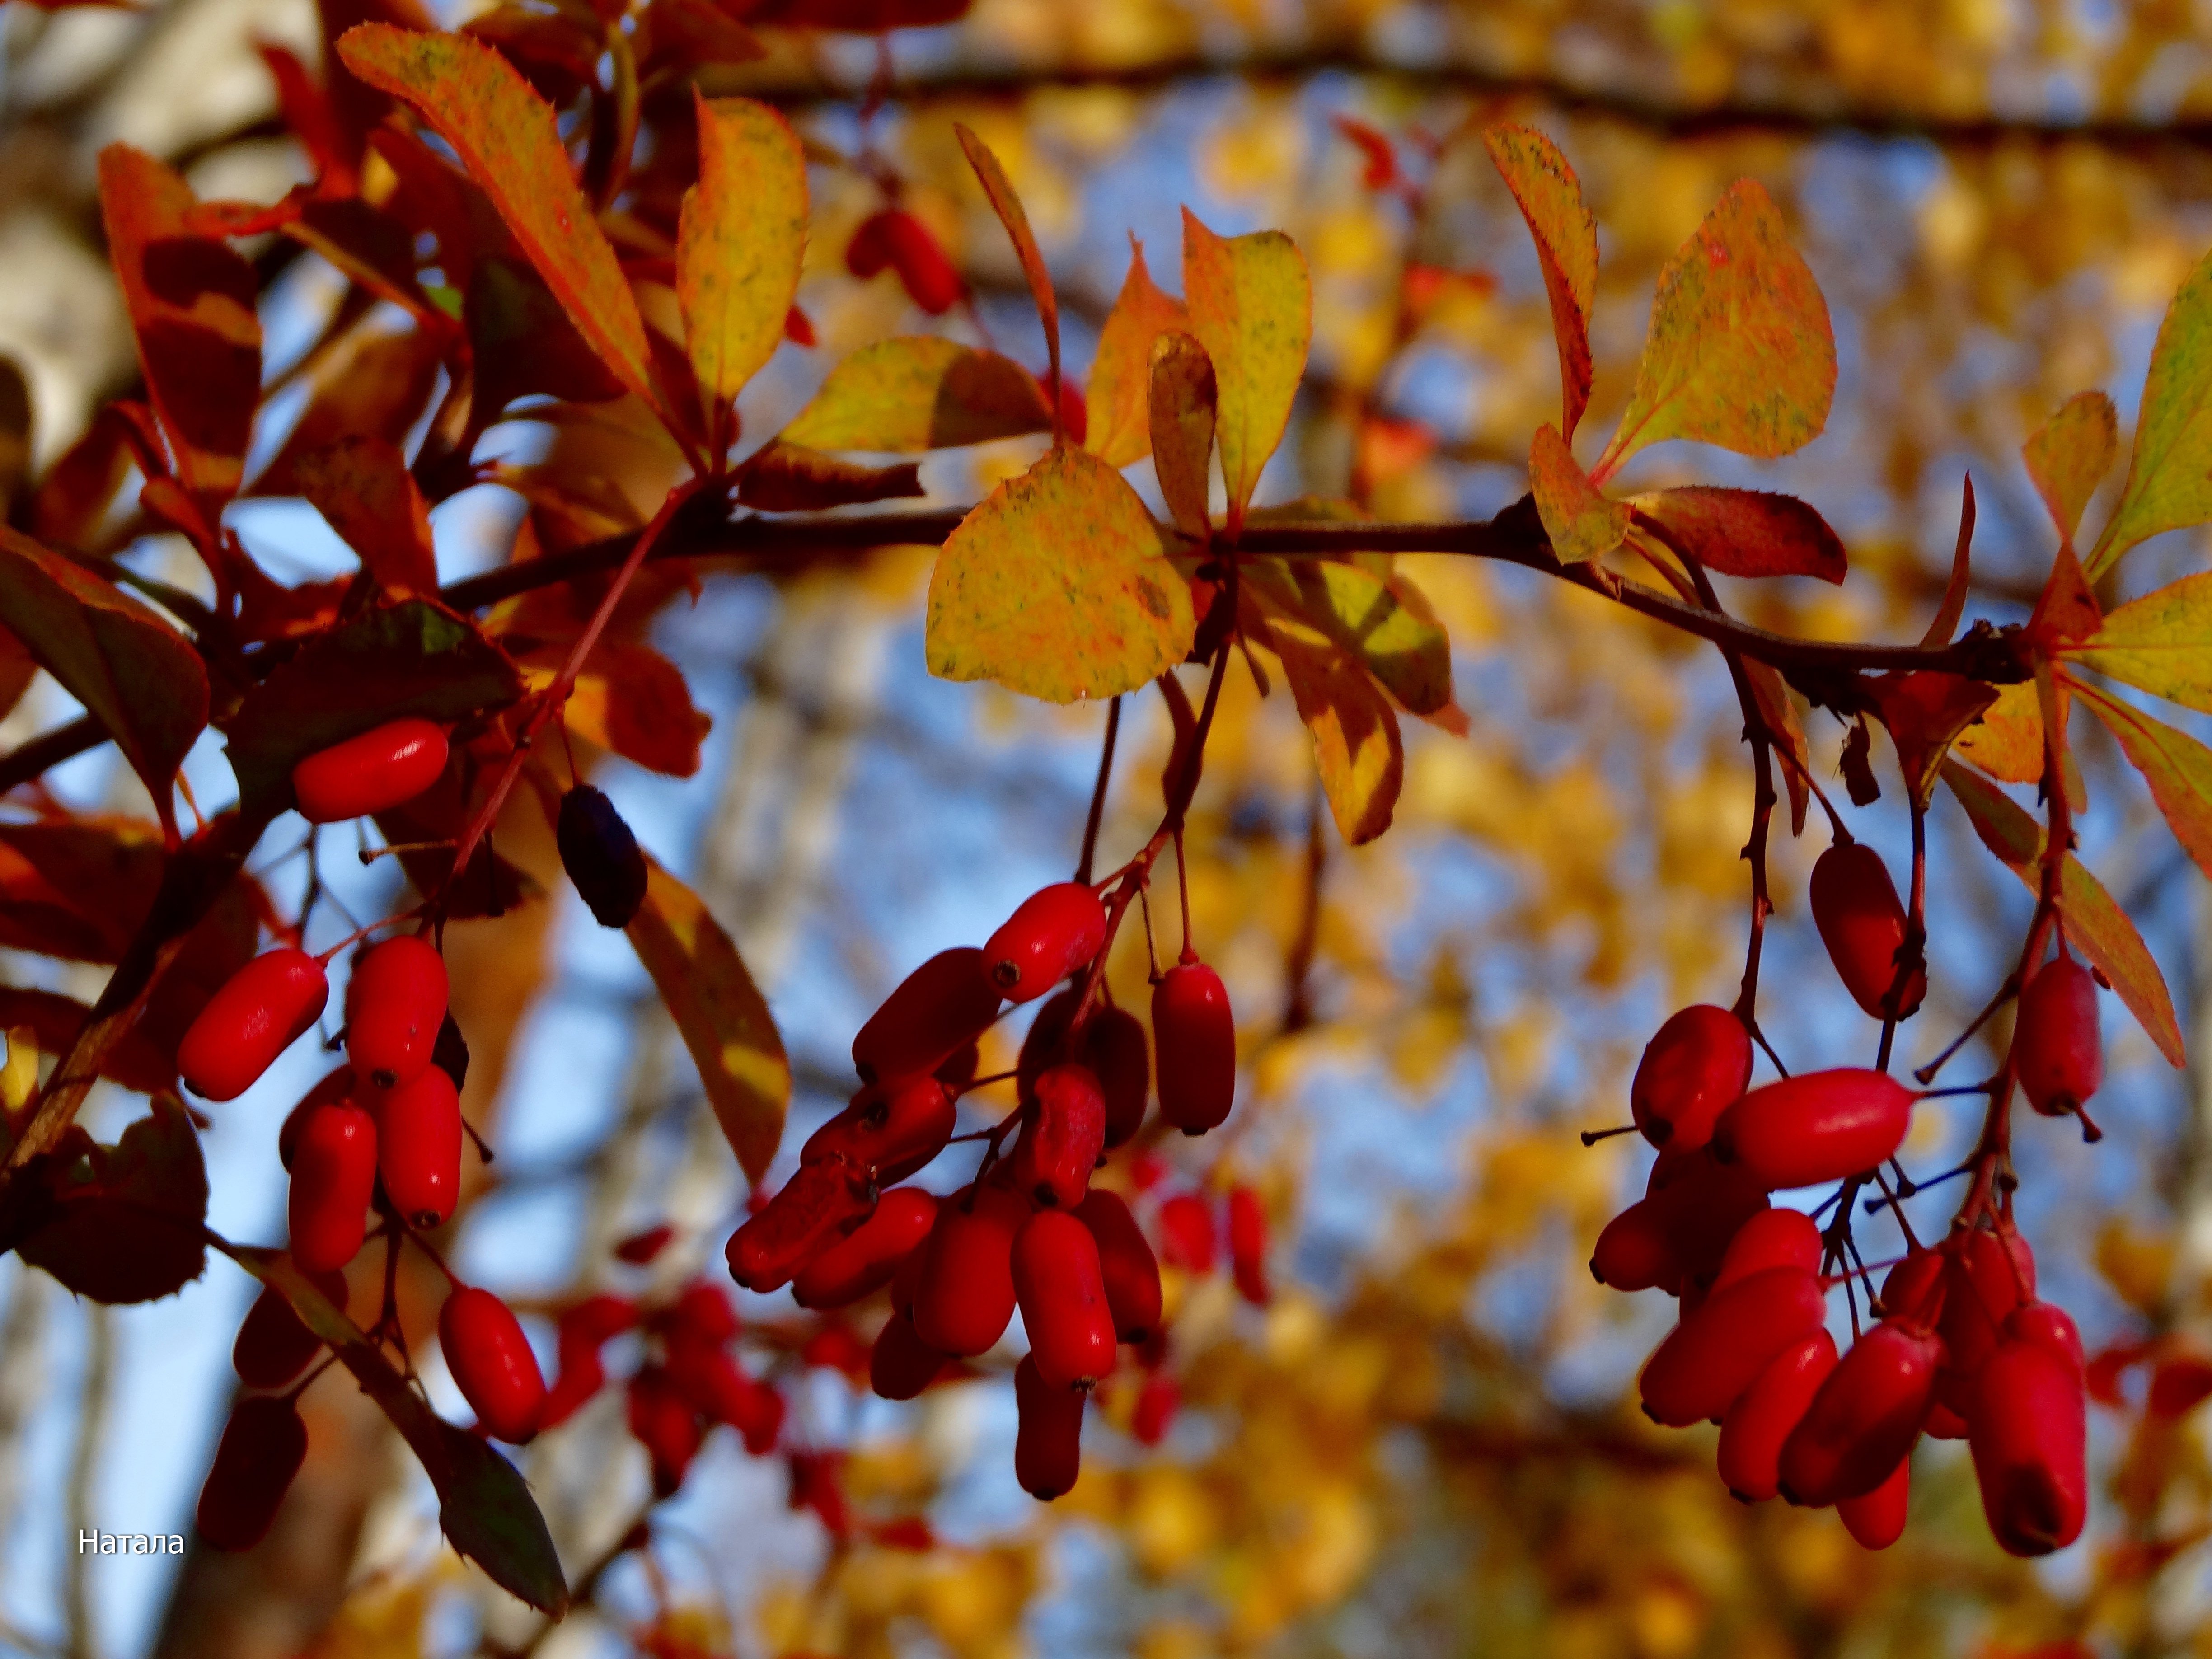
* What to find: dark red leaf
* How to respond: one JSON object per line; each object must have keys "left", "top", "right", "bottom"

{"left": 1633, "top": 487, "right": 1847, "bottom": 584}
{"left": 19, "top": 1096, "right": 207, "bottom": 1303}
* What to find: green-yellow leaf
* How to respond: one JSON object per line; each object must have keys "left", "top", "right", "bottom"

{"left": 1244, "top": 582, "right": 1402, "bottom": 844}
{"left": 679, "top": 93, "right": 807, "bottom": 449}
{"left": 336, "top": 25, "right": 673, "bottom": 434}
{"left": 2076, "top": 680, "right": 2212, "bottom": 881}
{"left": 1951, "top": 678, "right": 2045, "bottom": 783}
{"left": 626, "top": 856, "right": 789, "bottom": 1183}
{"left": 2088, "top": 243, "right": 2212, "bottom": 579}
{"left": 779, "top": 337, "right": 1051, "bottom": 453}
{"left": 2024, "top": 389, "right": 2117, "bottom": 545}
{"left": 927, "top": 444, "right": 1194, "bottom": 703}
{"left": 2063, "top": 572, "right": 2212, "bottom": 714}
{"left": 1594, "top": 178, "right": 1834, "bottom": 480}
{"left": 1149, "top": 330, "right": 1216, "bottom": 540}
{"left": 1529, "top": 423, "right": 1628, "bottom": 564}
{"left": 1242, "top": 556, "right": 1453, "bottom": 719}
{"left": 1182, "top": 210, "right": 1311, "bottom": 532}
{"left": 1482, "top": 125, "right": 1598, "bottom": 439}
{"left": 1086, "top": 239, "right": 1189, "bottom": 468}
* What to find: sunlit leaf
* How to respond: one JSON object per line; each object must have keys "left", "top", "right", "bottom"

{"left": 778, "top": 337, "right": 1050, "bottom": 452}
{"left": 2076, "top": 680, "right": 2212, "bottom": 881}
{"left": 1182, "top": 209, "right": 1311, "bottom": 532}
{"left": 2088, "top": 244, "right": 2212, "bottom": 579}
{"left": 1086, "top": 239, "right": 1189, "bottom": 469}
{"left": 1243, "top": 584, "right": 1402, "bottom": 844}
{"left": 928, "top": 444, "right": 1194, "bottom": 703}
{"left": 1149, "top": 331, "right": 1217, "bottom": 541}
{"left": 1595, "top": 179, "right": 1834, "bottom": 480}
{"left": 522, "top": 640, "right": 711, "bottom": 778}
{"left": 1631, "top": 487, "right": 1846, "bottom": 584}
{"left": 2063, "top": 572, "right": 2212, "bottom": 714}
{"left": 293, "top": 437, "right": 439, "bottom": 595}
{"left": 955, "top": 123, "right": 1062, "bottom": 429}
{"left": 1482, "top": 125, "right": 1597, "bottom": 439}
{"left": 626, "top": 856, "right": 789, "bottom": 1183}
{"left": 1528, "top": 423, "right": 1627, "bottom": 565}
{"left": 1242, "top": 557, "right": 1453, "bottom": 719}
{"left": 1952, "top": 679, "right": 2045, "bottom": 783}
{"left": 2025, "top": 389, "right": 2118, "bottom": 545}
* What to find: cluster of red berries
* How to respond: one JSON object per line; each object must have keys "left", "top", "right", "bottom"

{"left": 1589, "top": 839, "right": 2106, "bottom": 1556}
{"left": 725, "top": 880, "right": 1239, "bottom": 1499}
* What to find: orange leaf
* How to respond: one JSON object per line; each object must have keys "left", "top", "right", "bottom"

{"left": 2024, "top": 390, "right": 2118, "bottom": 545}
{"left": 336, "top": 24, "right": 676, "bottom": 435}
{"left": 292, "top": 437, "right": 439, "bottom": 595}
{"left": 1920, "top": 474, "right": 1976, "bottom": 647}
{"left": 955, "top": 124, "right": 1062, "bottom": 435}
{"left": 1482, "top": 125, "right": 1597, "bottom": 439}
{"left": 525, "top": 641, "right": 711, "bottom": 778}
{"left": 1632, "top": 487, "right": 1845, "bottom": 584}
{"left": 1952, "top": 680, "right": 2046, "bottom": 784}
{"left": 1148, "top": 331, "right": 1217, "bottom": 541}
{"left": 2029, "top": 540, "right": 2104, "bottom": 648}
{"left": 1595, "top": 179, "right": 1834, "bottom": 480}
{"left": 1528, "top": 423, "right": 1627, "bottom": 565}
{"left": 2076, "top": 680, "right": 2212, "bottom": 883}
{"left": 1085, "top": 238, "right": 1190, "bottom": 469}
{"left": 1182, "top": 209, "right": 1310, "bottom": 533}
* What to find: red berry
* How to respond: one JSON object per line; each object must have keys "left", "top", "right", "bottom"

{"left": 345, "top": 935, "right": 448, "bottom": 1093}
{"left": 849, "top": 209, "right": 964, "bottom": 315}
{"left": 1155, "top": 1193, "right": 1217, "bottom": 1273}
{"left": 375, "top": 1064, "right": 462, "bottom": 1228}
{"left": 1019, "top": 992, "right": 1150, "bottom": 1147}
{"left": 729, "top": 1375, "right": 787, "bottom": 1455}
{"left": 794, "top": 1187, "right": 939, "bottom": 1309}
{"left": 1711, "top": 1069, "right": 1914, "bottom": 1190}
{"left": 1936, "top": 1226, "right": 2035, "bottom": 1414}
{"left": 2013, "top": 955, "right": 2102, "bottom": 1116}
{"left": 984, "top": 883, "right": 1109, "bottom": 1003}
{"left": 870, "top": 1311, "right": 949, "bottom": 1401}
{"left": 1010, "top": 1062, "right": 1106, "bottom": 1209}
{"left": 539, "top": 1349, "right": 605, "bottom": 1431}
{"left": 288, "top": 1101, "right": 377, "bottom": 1273}
{"left": 558, "top": 1293, "right": 640, "bottom": 1362}
{"left": 1810, "top": 842, "right": 1926, "bottom": 1019}
{"left": 1630, "top": 1005, "right": 1751, "bottom": 1151}
{"left": 196, "top": 1396, "right": 308, "bottom": 1550}
{"left": 851, "top": 948, "right": 1002, "bottom": 1085}
{"left": 1638, "top": 1266, "right": 1827, "bottom": 1428}
{"left": 1710, "top": 1208, "right": 1823, "bottom": 1292}
{"left": 1013, "top": 1210, "right": 1118, "bottom": 1390}
{"left": 802, "top": 1075, "right": 957, "bottom": 1186}
{"left": 1879, "top": 1248, "right": 1946, "bottom": 1324}
{"left": 1013, "top": 1354, "right": 1083, "bottom": 1500}
{"left": 935, "top": 1041, "right": 982, "bottom": 1088}
{"left": 1717, "top": 1328, "right": 1837, "bottom": 1502}
{"left": 1131, "top": 1372, "right": 1179, "bottom": 1446}
{"left": 725, "top": 1160, "right": 874, "bottom": 1293}
{"left": 627, "top": 1366, "right": 704, "bottom": 1496}
{"left": 1779, "top": 1320, "right": 1940, "bottom": 1507}
{"left": 1227, "top": 1186, "right": 1270, "bottom": 1307}
{"left": 911, "top": 1183, "right": 1029, "bottom": 1357}
{"left": 231, "top": 1269, "right": 348, "bottom": 1389}
{"left": 291, "top": 717, "right": 449, "bottom": 823}
{"left": 1838, "top": 1456, "right": 1910, "bottom": 1549}
{"left": 1925, "top": 1399, "right": 1970, "bottom": 1439}
{"left": 1153, "top": 961, "right": 1234, "bottom": 1134}
{"left": 277, "top": 1067, "right": 352, "bottom": 1170}
{"left": 1969, "top": 1329, "right": 2087, "bottom": 1555}
{"left": 613, "top": 1225, "right": 675, "bottom": 1265}
{"left": 1589, "top": 1151, "right": 1770, "bottom": 1295}
{"left": 669, "top": 1280, "right": 740, "bottom": 1345}
{"left": 801, "top": 1322, "right": 872, "bottom": 1377}
{"left": 178, "top": 949, "right": 330, "bottom": 1102}
{"left": 2003, "top": 1298, "right": 2084, "bottom": 1372}
{"left": 1075, "top": 1189, "right": 1162, "bottom": 1343}
{"left": 440, "top": 1285, "right": 547, "bottom": 1443}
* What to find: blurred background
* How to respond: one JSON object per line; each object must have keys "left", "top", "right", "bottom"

{"left": 5, "top": 0, "right": 2212, "bottom": 1654}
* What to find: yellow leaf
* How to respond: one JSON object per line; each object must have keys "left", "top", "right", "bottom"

{"left": 927, "top": 444, "right": 1195, "bottom": 703}
{"left": 2089, "top": 242, "right": 2212, "bottom": 579}
{"left": 778, "top": 337, "right": 1050, "bottom": 453}
{"left": 626, "top": 856, "right": 789, "bottom": 1182}
{"left": 1951, "top": 678, "right": 2044, "bottom": 782}
{"left": 678, "top": 93, "right": 806, "bottom": 450}
{"left": 1594, "top": 178, "right": 1834, "bottom": 480}
{"left": 1182, "top": 209, "right": 1311, "bottom": 532}
{"left": 2064, "top": 572, "right": 2212, "bottom": 714}
{"left": 1482, "top": 124, "right": 1597, "bottom": 438}
{"left": 1148, "top": 330, "right": 1216, "bottom": 540}
{"left": 1241, "top": 557, "right": 1453, "bottom": 718}
{"left": 1086, "top": 239, "right": 1190, "bottom": 468}
{"left": 2023, "top": 389, "right": 2117, "bottom": 544}
{"left": 1245, "top": 583, "right": 1403, "bottom": 844}
{"left": 1528, "top": 423, "right": 1628, "bottom": 564}
{"left": 2076, "top": 679, "right": 2212, "bottom": 881}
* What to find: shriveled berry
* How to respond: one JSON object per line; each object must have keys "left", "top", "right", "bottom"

{"left": 870, "top": 1311, "right": 948, "bottom": 1401}
{"left": 911, "top": 1183, "right": 1030, "bottom": 1357}
{"left": 2013, "top": 955, "right": 2102, "bottom": 1117}
{"left": 1228, "top": 1186, "right": 1270, "bottom": 1307}
{"left": 1838, "top": 1457, "right": 1910, "bottom": 1549}
{"left": 1010, "top": 1063, "right": 1106, "bottom": 1208}
{"left": 232, "top": 1269, "right": 348, "bottom": 1389}
{"left": 984, "top": 883, "right": 1109, "bottom": 1003}
{"left": 1013, "top": 1354, "right": 1084, "bottom": 1500}
{"left": 1630, "top": 1005, "right": 1751, "bottom": 1152}
{"left": 288, "top": 1101, "right": 376, "bottom": 1273}
{"left": 196, "top": 1396, "right": 308, "bottom": 1550}
{"left": 1711, "top": 1069, "right": 1914, "bottom": 1190}
{"left": 1153, "top": 961, "right": 1234, "bottom": 1134}
{"left": 802, "top": 1075, "right": 956, "bottom": 1186}
{"left": 345, "top": 935, "right": 447, "bottom": 1094}
{"left": 1810, "top": 842, "right": 1926, "bottom": 1019}
{"left": 1969, "top": 1330, "right": 2087, "bottom": 1555}
{"left": 1779, "top": 1321, "right": 1941, "bottom": 1507}
{"left": 292, "top": 717, "right": 449, "bottom": 823}
{"left": 375, "top": 1064, "right": 462, "bottom": 1228}
{"left": 441, "top": 1285, "right": 547, "bottom": 1443}
{"left": 725, "top": 1160, "right": 874, "bottom": 1293}
{"left": 1718, "top": 1329, "right": 1837, "bottom": 1502}
{"left": 1075, "top": 1189, "right": 1162, "bottom": 1343}
{"left": 178, "top": 949, "right": 330, "bottom": 1102}
{"left": 556, "top": 784, "right": 647, "bottom": 928}
{"left": 794, "top": 1187, "right": 939, "bottom": 1309}
{"left": 1639, "top": 1266, "right": 1827, "bottom": 1428}
{"left": 851, "top": 948, "right": 1002, "bottom": 1085}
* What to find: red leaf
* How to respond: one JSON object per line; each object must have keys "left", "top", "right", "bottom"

{"left": 1483, "top": 126, "right": 1598, "bottom": 440}
{"left": 1868, "top": 670, "right": 2000, "bottom": 808}
{"left": 0, "top": 818, "right": 165, "bottom": 964}
{"left": 251, "top": 323, "right": 445, "bottom": 497}
{"left": 2029, "top": 539, "right": 2104, "bottom": 648}
{"left": 293, "top": 437, "right": 440, "bottom": 595}
{"left": 1331, "top": 115, "right": 1397, "bottom": 191}
{"left": 256, "top": 42, "right": 357, "bottom": 191}
{"left": 1921, "top": 473, "right": 1976, "bottom": 646}
{"left": 747, "top": 0, "right": 970, "bottom": 28}
{"left": 0, "top": 989, "right": 176, "bottom": 1095}
{"left": 733, "top": 443, "right": 924, "bottom": 513}
{"left": 1632, "top": 487, "right": 1847, "bottom": 584}
{"left": 19, "top": 1096, "right": 208, "bottom": 1303}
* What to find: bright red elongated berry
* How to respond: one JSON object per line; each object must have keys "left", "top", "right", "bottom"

{"left": 232, "top": 1269, "right": 348, "bottom": 1389}
{"left": 627, "top": 1366, "right": 704, "bottom": 1497}
{"left": 1810, "top": 842, "right": 1926, "bottom": 1019}
{"left": 178, "top": 949, "right": 330, "bottom": 1102}
{"left": 291, "top": 717, "right": 449, "bottom": 823}
{"left": 196, "top": 1396, "right": 308, "bottom": 1550}
{"left": 890, "top": 1242, "right": 928, "bottom": 1317}
{"left": 871, "top": 1311, "right": 949, "bottom": 1401}
{"left": 1711, "top": 1069, "right": 1914, "bottom": 1190}
{"left": 2004, "top": 1299, "right": 2084, "bottom": 1372}
{"left": 375, "top": 1064, "right": 462, "bottom": 1228}
{"left": 539, "top": 1349, "right": 605, "bottom": 1430}
{"left": 1019, "top": 994, "right": 1149, "bottom": 1146}
{"left": 1779, "top": 1321, "right": 1941, "bottom": 1507}
{"left": 1156, "top": 1193, "right": 1217, "bottom": 1273}
{"left": 852, "top": 948, "right": 1002, "bottom": 1085}
{"left": 1018, "top": 989, "right": 1080, "bottom": 1097}
{"left": 1076, "top": 1189, "right": 1162, "bottom": 1343}
{"left": 804, "top": 1075, "right": 957, "bottom": 1186}
{"left": 1590, "top": 1152, "right": 1769, "bottom": 1294}
{"left": 1839, "top": 1456, "right": 1910, "bottom": 1549}
{"left": 912, "top": 1183, "right": 1030, "bottom": 1357}
{"left": 1969, "top": 1333, "right": 2087, "bottom": 1555}
{"left": 725, "top": 1160, "right": 874, "bottom": 1293}
{"left": 730, "top": 1376, "right": 786, "bottom": 1455}
{"left": 441, "top": 1286, "right": 547, "bottom": 1443}
{"left": 1132, "top": 1373, "right": 1179, "bottom": 1446}
{"left": 288, "top": 1101, "right": 376, "bottom": 1274}
{"left": 669, "top": 1280, "right": 740, "bottom": 1345}
{"left": 1631, "top": 1005, "right": 1752, "bottom": 1151}
{"left": 1879, "top": 1249, "right": 1946, "bottom": 1323}
{"left": 2014, "top": 955, "right": 2102, "bottom": 1117}
{"left": 985, "top": 883, "right": 1109, "bottom": 1003}
{"left": 1013, "top": 1210, "right": 1118, "bottom": 1389}
{"left": 558, "top": 1293, "right": 639, "bottom": 1364}
{"left": 1936, "top": 1226, "right": 2035, "bottom": 1413}
{"left": 1154, "top": 961, "right": 1235, "bottom": 1134}
{"left": 1014, "top": 1354, "right": 1084, "bottom": 1500}
{"left": 1011, "top": 1063, "right": 1106, "bottom": 1208}
{"left": 1228, "top": 1186, "right": 1270, "bottom": 1306}
{"left": 278, "top": 1068, "right": 352, "bottom": 1171}
{"left": 1710, "top": 1208, "right": 1823, "bottom": 1292}
{"left": 1926, "top": 1400, "right": 1970, "bottom": 1439}
{"left": 345, "top": 935, "right": 447, "bottom": 1093}
{"left": 1718, "top": 1329, "right": 1838, "bottom": 1502}
{"left": 1638, "top": 1267, "right": 1828, "bottom": 1428}
{"left": 794, "top": 1188, "right": 939, "bottom": 1309}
